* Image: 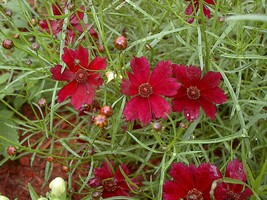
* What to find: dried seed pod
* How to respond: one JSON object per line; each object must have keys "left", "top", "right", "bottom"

{"left": 97, "top": 44, "right": 105, "bottom": 53}
{"left": 5, "top": 9, "right": 12, "bottom": 17}
{"left": 2, "top": 39, "right": 14, "bottom": 49}
{"left": 31, "top": 42, "right": 40, "bottom": 50}
{"left": 62, "top": 165, "right": 69, "bottom": 172}
{"left": 114, "top": 35, "right": 127, "bottom": 50}
{"left": 94, "top": 114, "right": 108, "bottom": 128}
{"left": 25, "top": 59, "right": 32, "bottom": 65}
{"left": 28, "top": 18, "right": 38, "bottom": 27}
{"left": 13, "top": 33, "right": 20, "bottom": 39}
{"left": 7, "top": 146, "right": 17, "bottom": 156}
{"left": 152, "top": 122, "right": 163, "bottom": 132}
{"left": 28, "top": 36, "right": 36, "bottom": 43}
{"left": 100, "top": 105, "right": 112, "bottom": 118}
{"left": 38, "top": 98, "right": 47, "bottom": 107}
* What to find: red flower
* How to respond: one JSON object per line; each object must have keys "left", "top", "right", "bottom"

{"left": 39, "top": 3, "right": 98, "bottom": 43}
{"left": 88, "top": 160, "right": 139, "bottom": 198}
{"left": 214, "top": 159, "right": 253, "bottom": 200}
{"left": 50, "top": 46, "right": 106, "bottom": 110}
{"left": 163, "top": 162, "right": 222, "bottom": 200}
{"left": 184, "top": 0, "right": 215, "bottom": 23}
{"left": 172, "top": 65, "right": 227, "bottom": 122}
{"left": 121, "top": 57, "right": 180, "bottom": 125}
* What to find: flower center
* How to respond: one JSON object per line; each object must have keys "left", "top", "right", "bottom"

{"left": 187, "top": 86, "right": 200, "bottom": 99}
{"left": 102, "top": 178, "right": 117, "bottom": 192}
{"left": 186, "top": 188, "right": 204, "bottom": 200}
{"left": 138, "top": 83, "right": 153, "bottom": 98}
{"left": 224, "top": 191, "right": 241, "bottom": 200}
{"left": 75, "top": 69, "right": 88, "bottom": 83}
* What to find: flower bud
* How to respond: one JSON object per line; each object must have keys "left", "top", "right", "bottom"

{"left": 114, "top": 35, "right": 127, "bottom": 50}
{"left": 0, "top": 195, "right": 9, "bottom": 200}
{"left": 62, "top": 165, "right": 68, "bottom": 172}
{"left": 13, "top": 33, "right": 20, "bottom": 39}
{"left": 2, "top": 39, "right": 14, "bottom": 49}
{"left": 49, "top": 177, "right": 66, "bottom": 197}
{"left": 94, "top": 114, "right": 107, "bottom": 128}
{"left": 7, "top": 146, "right": 17, "bottom": 156}
{"left": 31, "top": 42, "right": 40, "bottom": 50}
{"left": 37, "top": 198, "right": 48, "bottom": 200}
{"left": 100, "top": 105, "right": 112, "bottom": 118}
{"left": 5, "top": 9, "right": 12, "bottom": 17}
{"left": 152, "top": 122, "right": 163, "bottom": 132}
{"left": 38, "top": 98, "right": 47, "bottom": 107}
{"left": 46, "top": 156, "right": 54, "bottom": 162}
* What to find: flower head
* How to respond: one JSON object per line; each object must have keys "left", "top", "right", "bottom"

{"left": 163, "top": 163, "right": 222, "bottom": 200}
{"left": 214, "top": 159, "right": 253, "bottom": 200}
{"left": 88, "top": 160, "right": 139, "bottom": 198}
{"left": 172, "top": 65, "right": 227, "bottom": 122}
{"left": 184, "top": 0, "right": 215, "bottom": 23}
{"left": 163, "top": 162, "right": 222, "bottom": 200}
{"left": 50, "top": 46, "right": 106, "bottom": 110}
{"left": 39, "top": 3, "right": 98, "bottom": 43}
{"left": 121, "top": 57, "right": 180, "bottom": 125}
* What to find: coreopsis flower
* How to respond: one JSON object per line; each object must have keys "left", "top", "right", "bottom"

{"left": 50, "top": 46, "right": 106, "bottom": 110}
{"left": 184, "top": 0, "right": 215, "bottom": 23}
{"left": 39, "top": 3, "right": 98, "bottom": 43}
{"left": 172, "top": 65, "right": 227, "bottom": 122}
{"left": 88, "top": 160, "right": 139, "bottom": 198}
{"left": 163, "top": 162, "right": 222, "bottom": 200}
{"left": 214, "top": 159, "right": 253, "bottom": 200}
{"left": 121, "top": 57, "right": 180, "bottom": 125}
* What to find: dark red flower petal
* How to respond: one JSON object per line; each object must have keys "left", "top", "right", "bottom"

{"left": 39, "top": 19, "right": 62, "bottom": 35}
{"left": 87, "top": 74, "right": 103, "bottom": 88}
{"left": 70, "top": 6, "right": 85, "bottom": 24}
{"left": 115, "top": 164, "right": 129, "bottom": 181}
{"left": 195, "top": 163, "right": 222, "bottom": 200}
{"left": 94, "top": 161, "right": 114, "bottom": 180}
{"left": 52, "top": 3, "right": 63, "bottom": 15}
{"left": 150, "top": 60, "right": 180, "bottom": 96}
{"left": 201, "top": 87, "right": 227, "bottom": 104}
{"left": 173, "top": 65, "right": 201, "bottom": 87}
{"left": 62, "top": 48, "right": 80, "bottom": 72}
{"left": 89, "top": 27, "right": 99, "bottom": 39}
{"left": 226, "top": 160, "right": 247, "bottom": 182}
{"left": 241, "top": 188, "right": 253, "bottom": 199}
{"left": 184, "top": 3, "right": 194, "bottom": 16}
{"left": 169, "top": 163, "right": 195, "bottom": 191}
{"left": 70, "top": 83, "right": 95, "bottom": 110}
{"left": 203, "top": 5, "right": 211, "bottom": 18}
{"left": 150, "top": 94, "right": 171, "bottom": 119}
{"left": 149, "top": 60, "right": 172, "bottom": 85}
{"left": 163, "top": 181, "right": 186, "bottom": 200}
{"left": 184, "top": 100, "right": 201, "bottom": 122}
{"left": 50, "top": 65, "right": 74, "bottom": 81}
{"left": 197, "top": 71, "right": 222, "bottom": 90}
{"left": 172, "top": 96, "right": 189, "bottom": 113}
{"left": 102, "top": 190, "right": 130, "bottom": 198}
{"left": 121, "top": 78, "right": 138, "bottom": 96}
{"left": 200, "top": 97, "right": 217, "bottom": 120}
{"left": 123, "top": 96, "right": 151, "bottom": 125}
{"left": 214, "top": 183, "right": 228, "bottom": 200}
{"left": 130, "top": 57, "right": 150, "bottom": 84}
{"left": 57, "top": 80, "right": 77, "bottom": 103}
{"left": 87, "top": 56, "right": 107, "bottom": 71}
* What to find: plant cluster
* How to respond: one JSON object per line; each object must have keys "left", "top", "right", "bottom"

{"left": 0, "top": 0, "right": 266, "bottom": 199}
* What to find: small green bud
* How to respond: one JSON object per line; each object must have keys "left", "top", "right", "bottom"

{"left": 49, "top": 177, "right": 66, "bottom": 197}
{"left": 0, "top": 195, "right": 9, "bottom": 200}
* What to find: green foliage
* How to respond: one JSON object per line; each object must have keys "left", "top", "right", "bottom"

{"left": 0, "top": 0, "right": 266, "bottom": 199}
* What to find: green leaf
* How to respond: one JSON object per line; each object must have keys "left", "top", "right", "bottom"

{"left": 28, "top": 183, "right": 39, "bottom": 200}
{"left": 0, "top": 110, "right": 19, "bottom": 157}
{"left": 0, "top": 73, "right": 10, "bottom": 84}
